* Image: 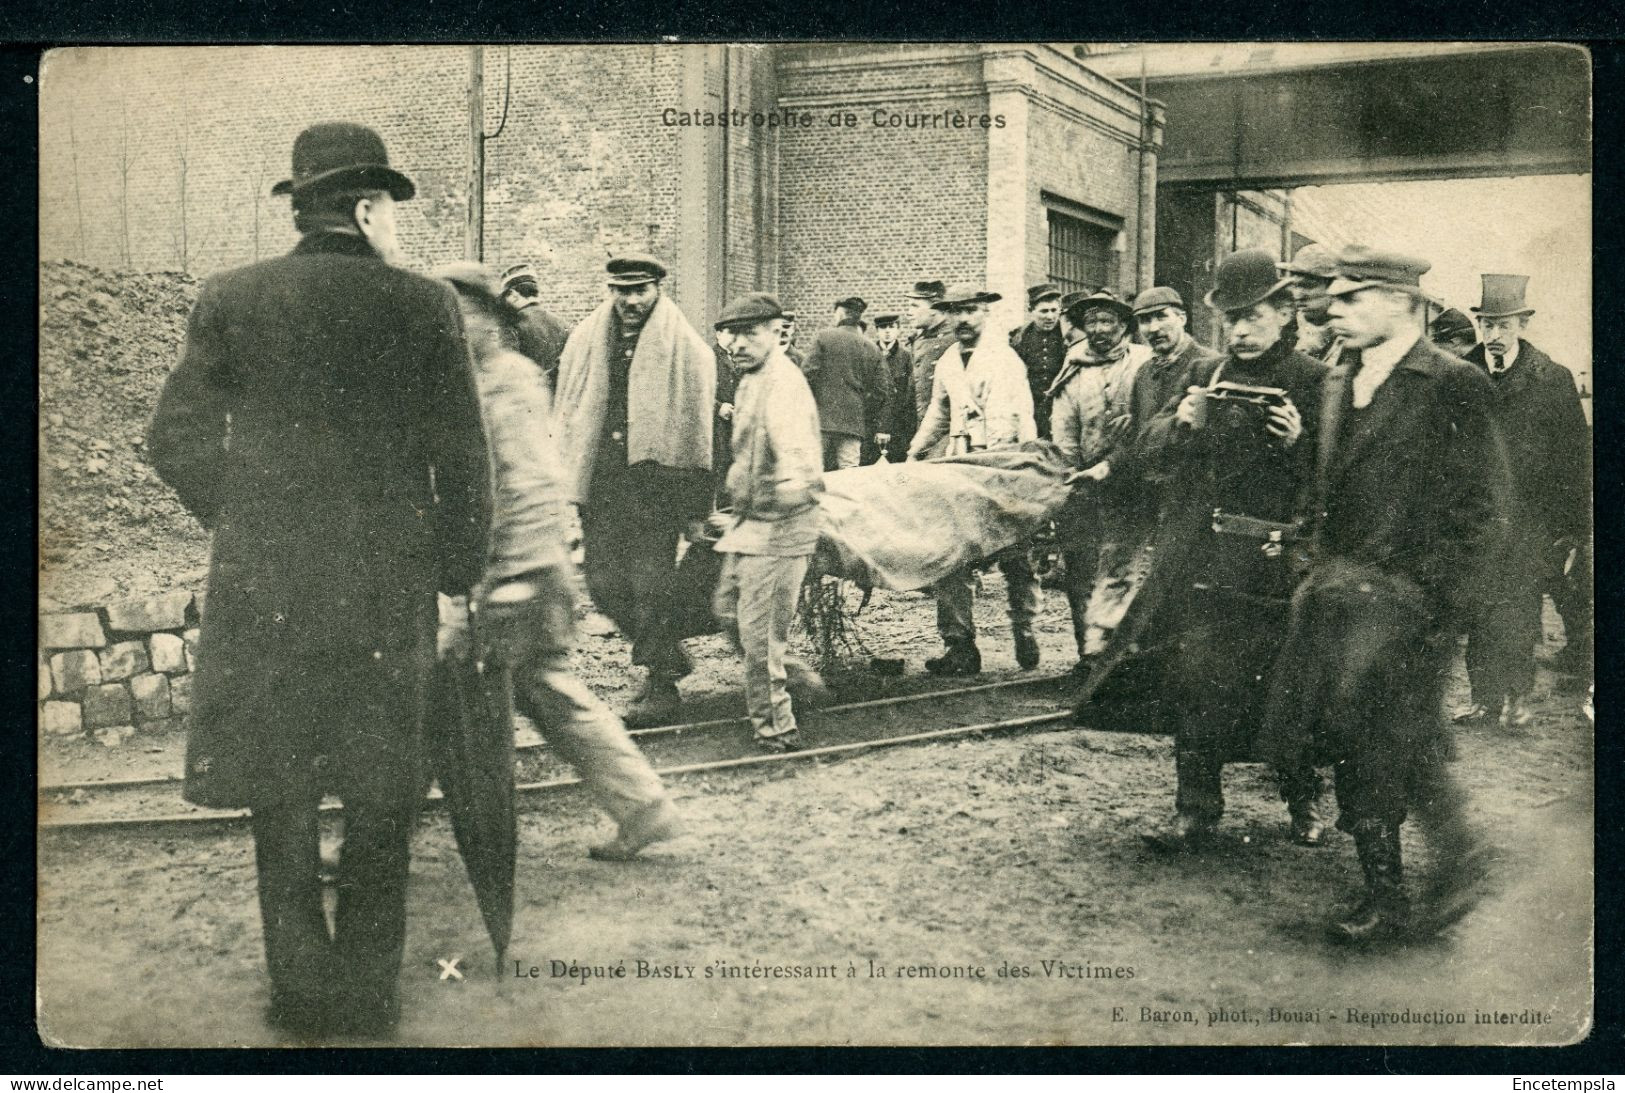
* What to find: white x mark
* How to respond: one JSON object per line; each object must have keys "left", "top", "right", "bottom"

{"left": 437, "top": 957, "right": 463, "bottom": 981}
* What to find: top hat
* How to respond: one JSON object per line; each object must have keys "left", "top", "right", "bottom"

{"left": 1277, "top": 242, "right": 1339, "bottom": 281}
{"left": 1207, "top": 249, "right": 1295, "bottom": 312}
{"left": 606, "top": 253, "right": 667, "bottom": 287}
{"left": 1326, "top": 245, "right": 1432, "bottom": 298}
{"left": 835, "top": 296, "right": 868, "bottom": 314}
{"left": 1469, "top": 274, "right": 1535, "bottom": 318}
{"left": 1026, "top": 282, "right": 1062, "bottom": 309}
{"left": 500, "top": 262, "right": 540, "bottom": 294}
{"left": 271, "top": 122, "right": 416, "bottom": 200}
{"left": 933, "top": 283, "right": 1003, "bottom": 310}
{"left": 715, "top": 292, "right": 786, "bottom": 331}
{"left": 1132, "top": 285, "right": 1186, "bottom": 315}
{"left": 904, "top": 280, "right": 947, "bottom": 301}
{"left": 1064, "top": 288, "right": 1135, "bottom": 328}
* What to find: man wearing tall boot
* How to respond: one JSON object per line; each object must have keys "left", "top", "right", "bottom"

{"left": 1260, "top": 247, "right": 1504, "bottom": 945}
{"left": 148, "top": 123, "right": 492, "bottom": 1038}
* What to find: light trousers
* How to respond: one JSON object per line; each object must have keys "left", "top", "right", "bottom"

{"left": 713, "top": 552, "right": 811, "bottom": 737}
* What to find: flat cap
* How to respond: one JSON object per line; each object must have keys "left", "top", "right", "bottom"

{"left": 933, "top": 283, "right": 1003, "bottom": 310}
{"left": 1327, "top": 245, "right": 1432, "bottom": 298}
{"left": 499, "top": 262, "right": 539, "bottom": 293}
{"left": 1132, "top": 286, "right": 1186, "bottom": 314}
{"left": 714, "top": 292, "right": 786, "bottom": 331}
{"left": 1277, "top": 242, "right": 1339, "bottom": 280}
{"left": 606, "top": 253, "right": 667, "bottom": 286}
{"left": 782, "top": 310, "right": 798, "bottom": 323}
{"left": 904, "top": 280, "right": 947, "bottom": 301}
{"left": 1429, "top": 306, "right": 1476, "bottom": 340}
{"left": 835, "top": 296, "right": 868, "bottom": 314}
{"left": 871, "top": 313, "right": 900, "bottom": 327}
{"left": 1027, "top": 282, "right": 1063, "bottom": 308}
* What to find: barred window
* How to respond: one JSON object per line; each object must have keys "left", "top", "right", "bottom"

{"left": 1046, "top": 201, "right": 1121, "bottom": 296}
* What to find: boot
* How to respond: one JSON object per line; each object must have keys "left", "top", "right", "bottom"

{"left": 1329, "top": 822, "right": 1409, "bottom": 945}
{"left": 1499, "top": 694, "right": 1534, "bottom": 732}
{"left": 1013, "top": 629, "right": 1041, "bottom": 671}
{"left": 589, "top": 798, "right": 684, "bottom": 861}
{"left": 624, "top": 673, "right": 681, "bottom": 728}
{"left": 925, "top": 642, "right": 982, "bottom": 677}
{"left": 1142, "top": 811, "right": 1217, "bottom": 854}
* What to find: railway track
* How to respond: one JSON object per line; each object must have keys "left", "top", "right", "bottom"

{"left": 39, "top": 672, "right": 1084, "bottom": 834}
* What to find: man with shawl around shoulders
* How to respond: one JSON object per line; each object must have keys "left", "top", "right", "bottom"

{"left": 147, "top": 122, "right": 492, "bottom": 1040}
{"left": 709, "top": 293, "right": 826, "bottom": 751}
{"left": 907, "top": 284, "right": 1041, "bottom": 675}
{"left": 553, "top": 254, "right": 719, "bottom": 728}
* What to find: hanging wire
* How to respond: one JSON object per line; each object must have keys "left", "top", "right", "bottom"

{"left": 483, "top": 46, "right": 513, "bottom": 141}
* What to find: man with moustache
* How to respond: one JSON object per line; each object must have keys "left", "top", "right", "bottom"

{"left": 1278, "top": 243, "right": 1341, "bottom": 360}
{"left": 1457, "top": 274, "right": 1591, "bottom": 719}
{"left": 1134, "top": 251, "right": 1329, "bottom": 852}
{"left": 1009, "top": 283, "right": 1067, "bottom": 437}
{"left": 553, "top": 254, "right": 719, "bottom": 727}
{"left": 709, "top": 293, "right": 826, "bottom": 750}
{"left": 903, "top": 280, "right": 956, "bottom": 457}
{"left": 908, "top": 284, "right": 1040, "bottom": 674}
{"left": 1260, "top": 246, "right": 1502, "bottom": 943}
{"left": 870, "top": 313, "right": 915, "bottom": 463}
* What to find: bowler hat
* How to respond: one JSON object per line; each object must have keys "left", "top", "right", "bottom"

{"left": 1277, "top": 242, "right": 1339, "bottom": 281}
{"left": 714, "top": 292, "right": 786, "bottom": 331}
{"left": 835, "top": 296, "right": 868, "bottom": 314}
{"left": 1207, "top": 249, "right": 1295, "bottom": 312}
{"left": 1327, "top": 245, "right": 1431, "bottom": 298}
{"left": 1132, "top": 285, "right": 1186, "bottom": 315}
{"left": 933, "top": 283, "right": 1003, "bottom": 310}
{"left": 1027, "top": 282, "right": 1062, "bottom": 308}
{"left": 271, "top": 122, "right": 415, "bottom": 200}
{"left": 606, "top": 253, "right": 667, "bottom": 287}
{"left": 1430, "top": 306, "right": 1476, "bottom": 341}
{"left": 1470, "top": 273, "right": 1535, "bottom": 318}
{"left": 1064, "top": 288, "right": 1134, "bottom": 328}
{"left": 904, "top": 280, "right": 946, "bottom": 301}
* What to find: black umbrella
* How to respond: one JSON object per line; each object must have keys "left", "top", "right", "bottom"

{"left": 428, "top": 646, "right": 517, "bottom": 972}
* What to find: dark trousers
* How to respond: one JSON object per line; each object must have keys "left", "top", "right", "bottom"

{"left": 251, "top": 790, "right": 421, "bottom": 1024}
{"left": 1464, "top": 586, "right": 1540, "bottom": 703}
{"left": 1546, "top": 540, "right": 1593, "bottom": 661}
{"left": 580, "top": 461, "right": 707, "bottom": 679}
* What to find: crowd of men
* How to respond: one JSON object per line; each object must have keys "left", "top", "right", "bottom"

{"left": 145, "top": 123, "right": 1592, "bottom": 1040}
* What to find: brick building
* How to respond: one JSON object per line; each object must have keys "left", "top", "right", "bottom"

{"left": 39, "top": 44, "right": 1159, "bottom": 336}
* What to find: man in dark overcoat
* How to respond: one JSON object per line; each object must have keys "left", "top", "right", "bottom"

{"left": 1260, "top": 246, "right": 1505, "bottom": 945}
{"left": 1132, "top": 255, "right": 1329, "bottom": 853}
{"left": 1457, "top": 274, "right": 1592, "bottom": 722}
{"left": 498, "top": 261, "right": 569, "bottom": 387}
{"left": 1009, "top": 282, "right": 1067, "bottom": 438}
{"left": 147, "top": 123, "right": 492, "bottom": 1038}
{"left": 903, "top": 280, "right": 956, "bottom": 456}
{"left": 799, "top": 296, "right": 891, "bottom": 471}
{"left": 869, "top": 313, "right": 916, "bottom": 463}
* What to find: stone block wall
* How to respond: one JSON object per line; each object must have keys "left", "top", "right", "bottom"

{"left": 39, "top": 590, "right": 202, "bottom": 747}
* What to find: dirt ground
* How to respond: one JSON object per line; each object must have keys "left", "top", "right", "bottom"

{"left": 35, "top": 583, "right": 1594, "bottom": 1049}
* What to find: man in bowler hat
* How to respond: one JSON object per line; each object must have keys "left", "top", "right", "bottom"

{"left": 1456, "top": 274, "right": 1592, "bottom": 716}
{"left": 148, "top": 122, "right": 493, "bottom": 1038}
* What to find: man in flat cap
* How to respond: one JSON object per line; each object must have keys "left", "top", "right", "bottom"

{"left": 498, "top": 261, "right": 569, "bottom": 387}
{"left": 1125, "top": 253, "right": 1328, "bottom": 854}
{"left": 553, "top": 253, "right": 719, "bottom": 726}
{"left": 870, "top": 313, "right": 916, "bottom": 463}
{"left": 1456, "top": 273, "right": 1592, "bottom": 717}
{"left": 1278, "top": 243, "right": 1342, "bottom": 360}
{"left": 708, "top": 293, "right": 826, "bottom": 750}
{"left": 149, "top": 122, "right": 492, "bottom": 1039}
{"left": 903, "top": 280, "right": 957, "bottom": 457}
{"left": 908, "top": 285, "right": 1041, "bottom": 674}
{"left": 799, "top": 296, "right": 891, "bottom": 471}
{"left": 1260, "top": 245, "right": 1504, "bottom": 944}
{"left": 1009, "top": 283, "right": 1067, "bottom": 438}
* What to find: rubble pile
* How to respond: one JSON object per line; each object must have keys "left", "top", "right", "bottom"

{"left": 39, "top": 260, "right": 211, "bottom": 606}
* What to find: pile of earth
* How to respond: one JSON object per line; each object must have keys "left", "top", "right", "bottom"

{"left": 39, "top": 259, "right": 211, "bottom": 608}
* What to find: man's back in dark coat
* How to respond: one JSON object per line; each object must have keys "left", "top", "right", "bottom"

{"left": 799, "top": 321, "right": 890, "bottom": 439}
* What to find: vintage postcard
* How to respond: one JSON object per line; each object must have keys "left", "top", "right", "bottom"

{"left": 36, "top": 42, "right": 1593, "bottom": 1048}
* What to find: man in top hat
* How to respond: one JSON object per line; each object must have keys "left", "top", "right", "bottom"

{"left": 1009, "top": 283, "right": 1067, "bottom": 438}
{"left": 799, "top": 296, "right": 892, "bottom": 471}
{"left": 1456, "top": 273, "right": 1592, "bottom": 715}
{"left": 908, "top": 284, "right": 1041, "bottom": 674}
{"left": 1278, "top": 243, "right": 1342, "bottom": 360}
{"left": 553, "top": 253, "right": 719, "bottom": 727}
{"left": 708, "top": 293, "right": 826, "bottom": 750}
{"left": 1259, "top": 245, "right": 1504, "bottom": 944}
{"left": 870, "top": 312, "right": 916, "bottom": 463}
{"left": 498, "top": 261, "right": 570, "bottom": 386}
{"left": 1128, "top": 251, "right": 1329, "bottom": 853}
{"left": 1429, "top": 306, "right": 1478, "bottom": 359}
{"left": 903, "top": 280, "right": 957, "bottom": 456}
{"left": 148, "top": 122, "right": 492, "bottom": 1039}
